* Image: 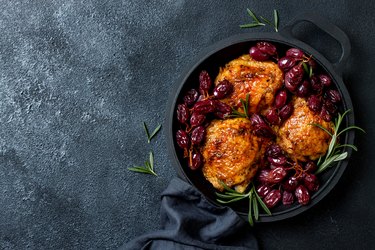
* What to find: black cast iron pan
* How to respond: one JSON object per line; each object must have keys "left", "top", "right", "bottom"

{"left": 166, "top": 13, "right": 355, "bottom": 222}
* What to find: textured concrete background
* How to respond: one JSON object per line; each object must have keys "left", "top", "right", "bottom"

{"left": 0, "top": 0, "right": 374, "bottom": 249}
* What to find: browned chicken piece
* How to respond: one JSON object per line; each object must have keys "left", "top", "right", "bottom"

{"left": 215, "top": 54, "right": 283, "bottom": 114}
{"left": 201, "top": 118, "right": 263, "bottom": 193}
{"left": 277, "top": 97, "right": 334, "bottom": 162}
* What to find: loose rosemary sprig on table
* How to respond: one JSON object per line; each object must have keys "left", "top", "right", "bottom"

{"left": 216, "top": 181, "right": 271, "bottom": 226}
{"left": 128, "top": 151, "right": 157, "bottom": 176}
{"left": 240, "top": 9, "right": 279, "bottom": 32}
{"left": 128, "top": 122, "right": 162, "bottom": 176}
{"left": 143, "top": 122, "right": 162, "bottom": 143}
{"left": 311, "top": 109, "right": 365, "bottom": 174}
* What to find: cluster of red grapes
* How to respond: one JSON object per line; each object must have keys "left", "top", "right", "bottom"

{"left": 250, "top": 42, "right": 341, "bottom": 123}
{"left": 175, "top": 71, "right": 234, "bottom": 170}
{"left": 255, "top": 144, "right": 319, "bottom": 208}
{"left": 248, "top": 41, "right": 342, "bottom": 208}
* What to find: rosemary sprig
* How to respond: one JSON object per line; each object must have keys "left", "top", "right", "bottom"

{"left": 216, "top": 181, "right": 271, "bottom": 226}
{"left": 311, "top": 110, "right": 365, "bottom": 174}
{"left": 240, "top": 9, "right": 279, "bottom": 32}
{"left": 143, "top": 122, "right": 162, "bottom": 143}
{"left": 128, "top": 151, "right": 157, "bottom": 176}
{"left": 229, "top": 94, "right": 250, "bottom": 118}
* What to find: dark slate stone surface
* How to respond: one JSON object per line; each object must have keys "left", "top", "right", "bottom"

{"left": 0, "top": 0, "right": 374, "bottom": 249}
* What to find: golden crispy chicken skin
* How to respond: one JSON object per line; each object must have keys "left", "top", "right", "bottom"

{"left": 215, "top": 54, "right": 283, "bottom": 114}
{"left": 277, "top": 97, "right": 334, "bottom": 162}
{"left": 201, "top": 118, "right": 262, "bottom": 193}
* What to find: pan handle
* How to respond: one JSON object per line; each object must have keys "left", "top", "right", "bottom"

{"left": 281, "top": 13, "right": 351, "bottom": 76}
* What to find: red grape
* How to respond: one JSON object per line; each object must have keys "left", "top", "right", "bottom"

{"left": 253, "top": 123, "right": 274, "bottom": 138}
{"left": 303, "top": 173, "right": 319, "bottom": 192}
{"left": 267, "top": 167, "right": 287, "bottom": 184}
{"left": 307, "top": 95, "right": 322, "bottom": 113}
{"left": 189, "top": 151, "right": 203, "bottom": 170}
{"left": 320, "top": 106, "right": 332, "bottom": 122}
{"left": 286, "top": 48, "right": 304, "bottom": 59}
{"left": 250, "top": 114, "right": 266, "bottom": 126}
{"left": 296, "top": 80, "right": 311, "bottom": 97}
{"left": 282, "top": 191, "right": 295, "bottom": 205}
{"left": 249, "top": 46, "right": 269, "bottom": 61}
{"left": 278, "top": 56, "right": 297, "bottom": 72}
{"left": 213, "top": 80, "right": 233, "bottom": 99}
{"left": 279, "top": 103, "right": 294, "bottom": 120}
{"left": 326, "top": 89, "right": 341, "bottom": 104}
{"left": 190, "top": 112, "right": 206, "bottom": 127}
{"left": 267, "top": 155, "right": 287, "bottom": 167}
{"left": 310, "top": 75, "right": 323, "bottom": 93}
{"left": 323, "top": 99, "right": 337, "bottom": 115}
{"left": 176, "top": 103, "right": 189, "bottom": 124}
{"left": 176, "top": 129, "right": 190, "bottom": 149}
{"left": 199, "top": 70, "right": 212, "bottom": 94}
{"left": 266, "top": 144, "right": 283, "bottom": 158}
{"left": 295, "top": 185, "right": 310, "bottom": 205}
{"left": 265, "top": 108, "right": 280, "bottom": 125}
{"left": 264, "top": 189, "right": 282, "bottom": 208}
{"left": 308, "top": 58, "right": 317, "bottom": 70}
{"left": 257, "top": 169, "right": 270, "bottom": 183}
{"left": 190, "top": 126, "right": 205, "bottom": 145}
{"left": 274, "top": 89, "right": 288, "bottom": 108}
{"left": 256, "top": 41, "right": 277, "bottom": 56}
{"left": 283, "top": 176, "right": 299, "bottom": 192}
{"left": 284, "top": 74, "right": 299, "bottom": 92}
{"left": 257, "top": 184, "right": 272, "bottom": 198}
{"left": 183, "top": 89, "right": 199, "bottom": 106}
{"left": 193, "top": 100, "right": 215, "bottom": 114}
{"left": 213, "top": 100, "right": 232, "bottom": 119}
{"left": 304, "top": 161, "right": 318, "bottom": 173}
{"left": 319, "top": 74, "right": 332, "bottom": 88}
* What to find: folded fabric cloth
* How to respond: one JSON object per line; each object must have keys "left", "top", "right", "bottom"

{"left": 121, "top": 177, "right": 258, "bottom": 250}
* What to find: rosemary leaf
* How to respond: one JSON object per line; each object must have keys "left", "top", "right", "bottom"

{"left": 149, "top": 151, "right": 154, "bottom": 170}
{"left": 337, "top": 125, "right": 366, "bottom": 137}
{"left": 128, "top": 166, "right": 154, "bottom": 175}
{"left": 310, "top": 123, "right": 333, "bottom": 136}
{"left": 216, "top": 196, "right": 246, "bottom": 204}
{"left": 333, "top": 152, "right": 348, "bottom": 161}
{"left": 254, "top": 188, "right": 272, "bottom": 215}
{"left": 149, "top": 124, "right": 162, "bottom": 142}
{"left": 336, "top": 144, "right": 358, "bottom": 151}
{"left": 274, "top": 9, "right": 279, "bottom": 32}
{"left": 302, "top": 62, "right": 309, "bottom": 74}
{"left": 218, "top": 180, "right": 239, "bottom": 193}
{"left": 248, "top": 190, "right": 254, "bottom": 226}
{"left": 327, "top": 134, "right": 337, "bottom": 157}
{"left": 128, "top": 166, "right": 149, "bottom": 172}
{"left": 260, "top": 16, "right": 273, "bottom": 26}
{"left": 317, "top": 156, "right": 322, "bottom": 166}
{"left": 247, "top": 8, "right": 261, "bottom": 23}
{"left": 240, "top": 23, "right": 265, "bottom": 28}
{"left": 252, "top": 193, "right": 259, "bottom": 221}
{"left": 215, "top": 192, "right": 245, "bottom": 199}
{"left": 143, "top": 122, "right": 150, "bottom": 142}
